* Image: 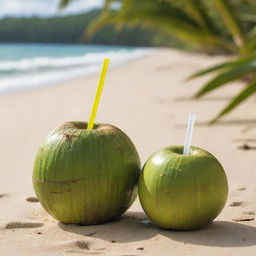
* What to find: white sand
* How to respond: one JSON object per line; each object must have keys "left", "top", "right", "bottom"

{"left": 0, "top": 49, "right": 255, "bottom": 255}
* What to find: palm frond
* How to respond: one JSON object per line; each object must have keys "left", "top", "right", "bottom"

{"left": 236, "top": 1, "right": 256, "bottom": 22}
{"left": 188, "top": 63, "right": 233, "bottom": 80}
{"left": 86, "top": 12, "right": 118, "bottom": 38}
{"left": 86, "top": 0, "right": 236, "bottom": 52}
{"left": 213, "top": 0, "right": 246, "bottom": 52}
{"left": 247, "top": 29, "right": 256, "bottom": 52}
{"left": 210, "top": 79, "right": 256, "bottom": 124}
{"left": 165, "top": 0, "right": 211, "bottom": 30}
{"left": 188, "top": 56, "right": 256, "bottom": 79}
{"left": 195, "top": 59, "right": 256, "bottom": 98}
{"left": 59, "top": 0, "right": 73, "bottom": 9}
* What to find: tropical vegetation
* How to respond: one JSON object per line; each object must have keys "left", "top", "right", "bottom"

{"left": 60, "top": 0, "right": 256, "bottom": 123}
{"left": 0, "top": 11, "right": 165, "bottom": 46}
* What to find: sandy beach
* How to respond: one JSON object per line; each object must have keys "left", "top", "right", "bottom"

{"left": 0, "top": 49, "right": 255, "bottom": 255}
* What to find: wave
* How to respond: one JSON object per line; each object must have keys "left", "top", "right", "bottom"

{"left": 0, "top": 48, "right": 147, "bottom": 94}
{"left": 0, "top": 49, "right": 146, "bottom": 72}
{"left": 0, "top": 66, "right": 97, "bottom": 94}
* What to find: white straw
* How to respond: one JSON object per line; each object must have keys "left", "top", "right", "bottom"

{"left": 183, "top": 114, "right": 196, "bottom": 155}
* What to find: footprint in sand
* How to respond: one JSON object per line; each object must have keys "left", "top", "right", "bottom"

{"left": 66, "top": 250, "right": 102, "bottom": 254}
{"left": 76, "top": 240, "right": 105, "bottom": 251}
{"left": 76, "top": 240, "right": 91, "bottom": 250}
{"left": 243, "top": 211, "right": 256, "bottom": 215}
{"left": 66, "top": 240, "right": 104, "bottom": 254}
{"left": 120, "top": 254, "right": 140, "bottom": 256}
{"left": 0, "top": 194, "right": 8, "bottom": 198}
{"left": 26, "top": 196, "right": 39, "bottom": 203}
{"left": 5, "top": 221, "right": 43, "bottom": 229}
{"left": 237, "top": 187, "right": 246, "bottom": 191}
{"left": 232, "top": 216, "right": 255, "bottom": 222}
{"left": 229, "top": 201, "right": 245, "bottom": 207}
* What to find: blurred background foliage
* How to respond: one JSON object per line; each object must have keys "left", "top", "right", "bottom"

{"left": 0, "top": 10, "right": 164, "bottom": 46}
{"left": 59, "top": 0, "right": 256, "bottom": 123}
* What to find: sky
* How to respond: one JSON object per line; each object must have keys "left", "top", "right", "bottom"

{"left": 0, "top": 0, "right": 103, "bottom": 18}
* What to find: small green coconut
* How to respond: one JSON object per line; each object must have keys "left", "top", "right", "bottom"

{"left": 33, "top": 121, "right": 140, "bottom": 225}
{"left": 138, "top": 145, "right": 228, "bottom": 230}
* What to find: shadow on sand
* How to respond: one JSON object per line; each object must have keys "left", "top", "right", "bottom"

{"left": 58, "top": 211, "right": 256, "bottom": 247}
{"left": 174, "top": 96, "right": 233, "bottom": 102}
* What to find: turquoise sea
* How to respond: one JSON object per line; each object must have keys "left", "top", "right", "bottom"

{"left": 0, "top": 43, "right": 146, "bottom": 94}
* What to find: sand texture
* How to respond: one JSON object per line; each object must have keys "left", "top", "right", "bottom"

{"left": 0, "top": 49, "right": 255, "bottom": 255}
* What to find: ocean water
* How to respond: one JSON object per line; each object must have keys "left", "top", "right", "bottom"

{"left": 0, "top": 43, "right": 147, "bottom": 94}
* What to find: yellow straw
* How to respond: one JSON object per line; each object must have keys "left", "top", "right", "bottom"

{"left": 87, "top": 58, "right": 110, "bottom": 130}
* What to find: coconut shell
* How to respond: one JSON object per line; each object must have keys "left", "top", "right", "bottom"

{"left": 33, "top": 121, "right": 140, "bottom": 225}
{"left": 138, "top": 145, "right": 228, "bottom": 230}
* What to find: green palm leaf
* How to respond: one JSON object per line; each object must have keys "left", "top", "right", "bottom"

{"left": 247, "top": 30, "right": 256, "bottom": 52}
{"left": 189, "top": 56, "right": 256, "bottom": 79}
{"left": 195, "top": 59, "right": 256, "bottom": 98}
{"left": 86, "top": 0, "right": 235, "bottom": 52}
{"left": 210, "top": 79, "right": 256, "bottom": 124}
{"left": 237, "top": 1, "right": 256, "bottom": 22}
{"left": 165, "top": 0, "right": 213, "bottom": 30}
{"left": 188, "top": 61, "right": 236, "bottom": 80}
{"left": 86, "top": 12, "right": 118, "bottom": 37}
{"left": 213, "top": 0, "right": 246, "bottom": 52}
{"left": 59, "top": 0, "right": 73, "bottom": 9}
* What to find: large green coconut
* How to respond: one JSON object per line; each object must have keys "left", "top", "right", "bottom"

{"left": 138, "top": 146, "right": 228, "bottom": 230}
{"left": 33, "top": 121, "right": 140, "bottom": 225}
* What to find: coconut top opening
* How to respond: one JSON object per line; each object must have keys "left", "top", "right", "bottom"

{"left": 169, "top": 146, "right": 196, "bottom": 156}
{"left": 173, "top": 147, "right": 185, "bottom": 155}
{"left": 174, "top": 147, "right": 183, "bottom": 155}
{"left": 64, "top": 121, "right": 101, "bottom": 130}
